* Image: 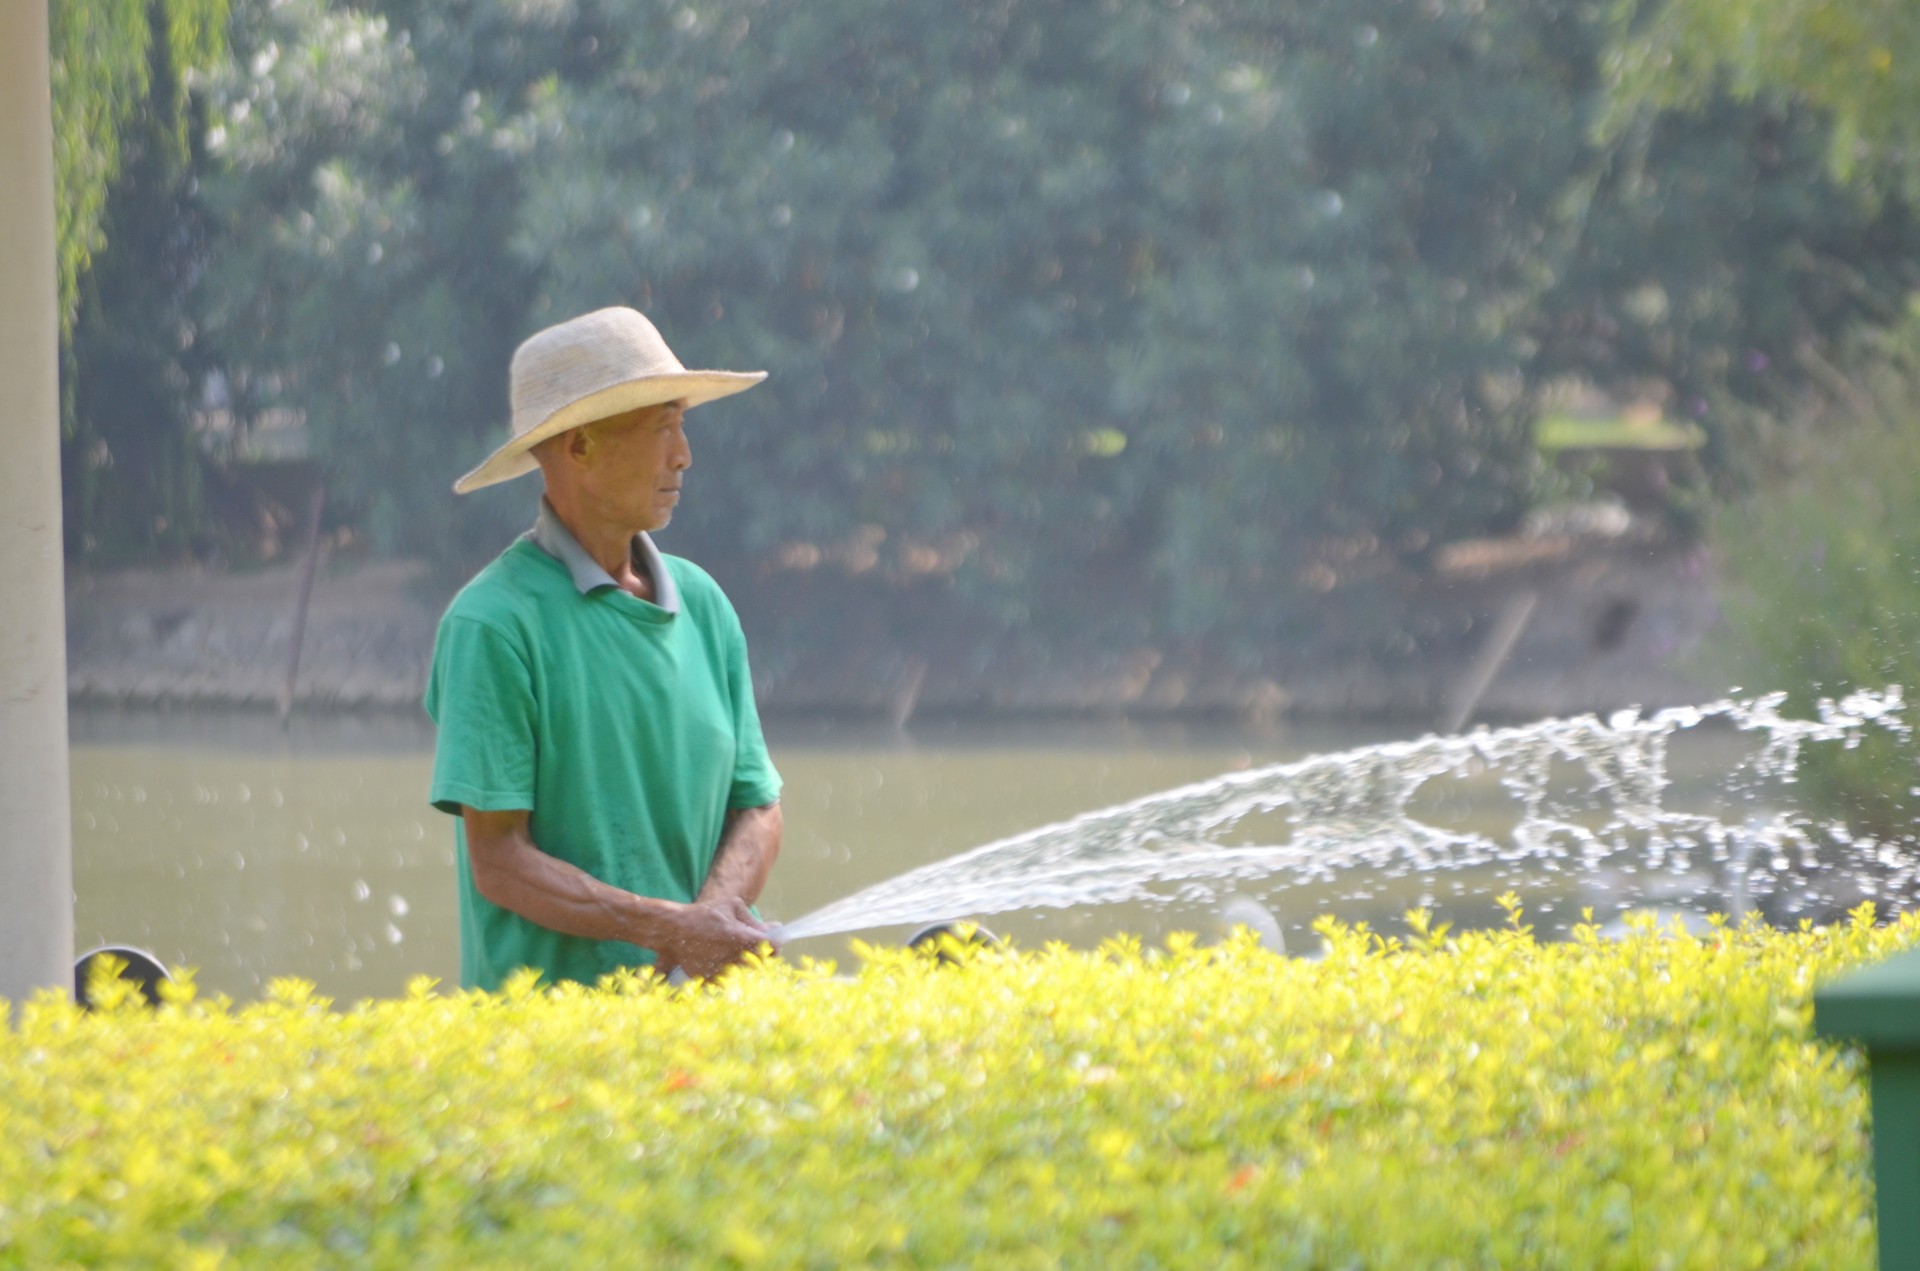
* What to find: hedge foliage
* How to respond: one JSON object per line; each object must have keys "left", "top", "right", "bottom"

{"left": 5, "top": 903, "right": 1915, "bottom": 1269}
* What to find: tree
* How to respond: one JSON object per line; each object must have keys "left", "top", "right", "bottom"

{"left": 1609, "top": 0, "right": 1920, "bottom": 832}
{"left": 53, "top": 0, "right": 228, "bottom": 560}
{"left": 175, "top": 0, "right": 1920, "bottom": 673}
{"left": 190, "top": 0, "right": 589, "bottom": 558}
{"left": 1531, "top": 93, "right": 1919, "bottom": 497}
{"left": 52, "top": 0, "right": 226, "bottom": 336}
{"left": 1716, "top": 318, "right": 1920, "bottom": 836}
{"left": 1605, "top": 0, "right": 1920, "bottom": 199}
{"left": 198, "top": 0, "right": 1610, "bottom": 646}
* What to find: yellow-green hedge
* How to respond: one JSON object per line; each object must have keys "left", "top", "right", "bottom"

{"left": 5, "top": 902, "right": 1915, "bottom": 1270}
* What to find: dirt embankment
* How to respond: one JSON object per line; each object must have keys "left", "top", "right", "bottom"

{"left": 64, "top": 534, "right": 1727, "bottom": 724}
{"left": 65, "top": 560, "right": 440, "bottom": 711}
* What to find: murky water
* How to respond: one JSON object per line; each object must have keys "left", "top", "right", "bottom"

{"left": 71, "top": 694, "right": 1917, "bottom": 1000}
{"left": 70, "top": 709, "right": 1390, "bottom": 1000}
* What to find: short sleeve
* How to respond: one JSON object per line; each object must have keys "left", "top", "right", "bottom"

{"left": 722, "top": 606, "right": 783, "bottom": 810}
{"left": 424, "top": 615, "right": 538, "bottom": 817}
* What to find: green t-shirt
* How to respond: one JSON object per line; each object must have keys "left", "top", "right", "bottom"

{"left": 424, "top": 536, "right": 782, "bottom": 990}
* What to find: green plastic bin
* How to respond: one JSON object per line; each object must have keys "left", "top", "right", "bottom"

{"left": 1814, "top": 945, "right": 1920, "bottom": 1270}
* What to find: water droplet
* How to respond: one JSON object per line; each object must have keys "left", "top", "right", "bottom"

{"left": 353, "top": 879, "right": 371, "bottom": 902}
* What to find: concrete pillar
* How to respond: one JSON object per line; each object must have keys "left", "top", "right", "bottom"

{"left": 0, "top": 0, "right": 75, "bottom": 1004}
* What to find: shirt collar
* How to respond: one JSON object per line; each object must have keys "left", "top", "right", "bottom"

{"left": 527, "top": 499, "right": 679, "bottom": 614}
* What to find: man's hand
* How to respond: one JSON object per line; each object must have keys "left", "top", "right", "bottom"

{"left": 652, "top": 896, "right": 774, "bottom": 980}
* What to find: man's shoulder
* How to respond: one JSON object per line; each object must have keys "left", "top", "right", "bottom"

{"left": 660, "top": 552, "right": 733, "bottom": 612}
{"left": 438, "top": 537, "right": 564, "bottom": 633}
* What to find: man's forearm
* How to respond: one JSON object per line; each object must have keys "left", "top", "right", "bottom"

{"left": 463, "top": 804, "right": 775, "bottom": 978}
{"left": 469, "top": 823, "right": 682, "bottom": 948}
{"left": 696, "top": 802, "right": 783, "bottom": 906}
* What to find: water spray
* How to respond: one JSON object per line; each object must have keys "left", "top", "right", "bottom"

{"left": 772, "top": 689, "right": 1917, "bottom": 946}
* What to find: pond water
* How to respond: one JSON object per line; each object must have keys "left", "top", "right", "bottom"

{"left": 70, "top": 709, "right": 1394, "bottom": 1000}
{"left": 69, "top": 703, "right": 1893, "bottom": 1001}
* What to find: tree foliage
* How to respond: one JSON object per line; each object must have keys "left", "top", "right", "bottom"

{"left": 1605, "top": 0, "right": 1920, "bottom": 199}
{"left": 193, "top": 0, "right": 1612, "bottom": 651}
{"left": 60, "top": 0, "right": 1920, "bottom": 663}
{"left": 482, "top": 0, "right": 1613, "bottom": 646}
{"left": 54, "top": 0, "right": 230, "bottom": 560}
{"left": 1716, "top": 316, "right": 1920, "bottom": 836}
{"left": 1533, "top": 93, "right": 1918, "bottom": 497}
{"left": 51, "top": 0, "right": 227, "bottom": 336}
{"left": 1592, "top": 0, "right": 1920, "bottom": 471}
{"left": 1613, "top": 0, "right": 1920, "bottom": 827}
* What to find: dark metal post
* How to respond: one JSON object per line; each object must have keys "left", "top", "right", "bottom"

{"left": 1813, "top": 945, "right": 1920, "bottom": 1268}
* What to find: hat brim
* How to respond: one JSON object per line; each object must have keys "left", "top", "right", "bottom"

{"left": 452, "top": 369, "right": 767, "bottom": 494}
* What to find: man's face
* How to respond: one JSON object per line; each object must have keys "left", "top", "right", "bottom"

{"left": 581, "top": 399, "right": 692, "bottom": 532}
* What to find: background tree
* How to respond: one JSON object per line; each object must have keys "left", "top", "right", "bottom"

{"left": 64, "top": 0, "right": 1920, "bottom": 689}
{"left": 1610, "top": 0, "right": 1920, "bottom": 833}
{"left": 52, "top": 0, "right": 226, "bottom": 335}
{"left": 194, "top": 0, "right": 1620, "bottom": 657}
{"left": 53, "top": 0, "right": 228, "bottom": 560}
{"left": 1605, "top": 0, "right": 1920, "bottom": 199}
{"left": 1715, "top": 314, "right": 1920, "bottom": 836}
{"left": 1531, "top": 94, "right": 1917, "bottom": 498}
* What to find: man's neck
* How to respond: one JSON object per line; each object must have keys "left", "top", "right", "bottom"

{"left": 545, "top": 496, "right": 655, "bottom": 602}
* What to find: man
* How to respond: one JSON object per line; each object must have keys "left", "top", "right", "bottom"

{"left": 425, "top": 306, "right": 782, "bottom": 989}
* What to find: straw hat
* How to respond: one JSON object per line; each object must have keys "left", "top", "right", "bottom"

{"left": 453, "top": 306, "right": 767, "bottom": 493}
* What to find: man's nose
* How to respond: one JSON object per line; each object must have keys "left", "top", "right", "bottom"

{"left": 672, "top": 430, "right": 692, "bottom": 471}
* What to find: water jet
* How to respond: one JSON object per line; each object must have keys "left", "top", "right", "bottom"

{"left": 774, "top": 690, "right": 1918, "bottom": 950}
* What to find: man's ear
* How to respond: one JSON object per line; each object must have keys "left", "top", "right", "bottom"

{"left": 531, "top": 427, "right": 589, "bottom": 473}
{"left": 567, "top": 426, "right": 596, "bottom": 466}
